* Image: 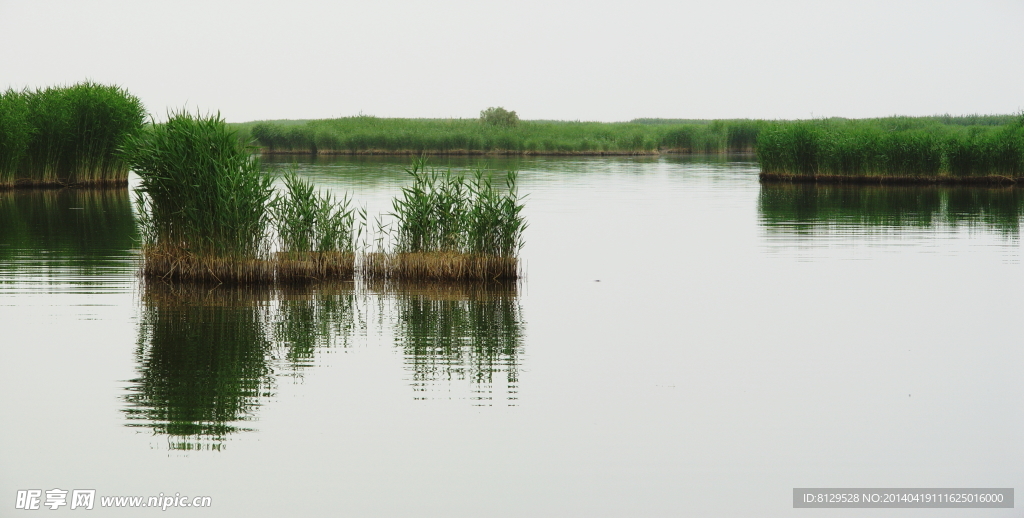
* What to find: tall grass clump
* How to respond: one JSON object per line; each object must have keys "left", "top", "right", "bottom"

{"left": 758, "top": 118, "right": 1024, "bottom": 184}
{"left": 122, "top": 111, "right": 275, "bottom": 283}
{"left": 366, "top": 160, "right": 526, "bottom": 281}
{"left": 272, "top": 171, "right": 356, "bottom": 281}
{"left": 1, "top": 81, "right": 145, "bottom": 187}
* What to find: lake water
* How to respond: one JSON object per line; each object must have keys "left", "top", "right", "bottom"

{"left": 2, "top": 155, "right": 1021, "bottom": 517}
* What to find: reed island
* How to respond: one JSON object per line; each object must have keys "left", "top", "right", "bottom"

{"left": 0, "top": 82, "right": 145, "bottom": 188}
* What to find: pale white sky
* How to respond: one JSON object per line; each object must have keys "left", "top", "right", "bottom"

{"left": 1, "top": 0, "right": 1022, "bottom": 122}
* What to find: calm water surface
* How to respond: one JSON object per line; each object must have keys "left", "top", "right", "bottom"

{"left": 1, "top": 155, "right": 1021, "bottom": 517}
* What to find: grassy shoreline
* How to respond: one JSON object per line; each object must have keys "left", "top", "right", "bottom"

{"left": 233, "top": 116, "right": 763, "bottom": 156}
{"left": 233, "top": 114, "right": 1022, "bottom": 165}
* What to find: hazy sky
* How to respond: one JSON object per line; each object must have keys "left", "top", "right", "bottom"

{"left": 2, "top": 0, "right": 1022, "bottom": 122}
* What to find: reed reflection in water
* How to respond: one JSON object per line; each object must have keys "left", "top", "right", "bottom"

{"left": 124, "top": 283, "right": 278, "bottom": 450}
{"left": 375, "top": 281, "right": 524, "bottom": 405}
{"left": 124, "top": 280, "right": 524, "bottom": 448}
{"left": 0, "top": 188, "right": 137, "bottom": 284}
{"left": 759, "top": 184, "right": 1024, "bottom": 254}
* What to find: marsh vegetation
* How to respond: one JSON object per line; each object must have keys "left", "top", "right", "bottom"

{"left": 124, "top": 114, "right": 526, "bottom": 283}
{"left": 0, "top": 82, "right": 145, "bottom": 188}
{"left": 123, "top": 111, "right": 277, "bottom": 283}
{"left": 365, "top": 160, "right": 526, "bottom": 281}
{"left": 758, "top": 116, "right": 1024, "bottom": 183}
{"left": 241, "top": 116, "right": 763, "bottom": 155}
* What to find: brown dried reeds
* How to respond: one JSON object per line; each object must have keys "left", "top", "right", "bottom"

{"left": 140, "top": 246, "right": 275, "bottom": 284}
{"left": 274, "top": 251, "right": 355, "bottom": 282}
{"left": 367, "top": 252, "right": 518, "bottom": 281}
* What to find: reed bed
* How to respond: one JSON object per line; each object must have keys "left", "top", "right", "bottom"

{"left": 122, "top": 111, "right": 276, "bottom": 283}
{"left": 363, "top": 160, "right": 527, "bottom": 281}
{"left": 0, "top": 82, "right": 145, "bottom": 188}
{"left": 758, "top": 117, "right": 1024, "bottom": 184}
{"left": 240, "top": 114, "right": 1024, "bottom": 159}
{"left": 242, "top": 117, "right": 766, "bottom": 155}
{"left": 248, "top": 116, "right": 662, "bottom": 155}
{"left": 272, "top": 171, "right": 356, "bottom": 281}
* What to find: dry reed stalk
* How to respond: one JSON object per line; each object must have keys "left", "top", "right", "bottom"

{"left": 386, "top": 252, "right": 518, "bottom": 281}
{"left": 361, "top": 251, "right": 393, "bottom": 280}
{"left": 141, "top": 246, "right": 275, "bottom": 284}
{"left": 274, "top": 251, "right": 355, "bottom": 282}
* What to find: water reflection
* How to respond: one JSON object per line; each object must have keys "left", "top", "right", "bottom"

{"left": 271, "top": 284, "right": 361, "bottom": 376}
{"left": 124, "top": 283, "right": 277, "bottom": 450}
{"left": 759, "top": 184, "right": 1024, "bottom": 252}
{"left": 376, "top": 281, "right": 524, "bottom": 405}
{"left": 124, "top": 280, "right": 525, "bottom": 448}
{"left": 0, "top": 189, "right": 137, "bottom": 288}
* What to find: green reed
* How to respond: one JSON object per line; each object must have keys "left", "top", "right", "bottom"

{"left": 0, "top": 89, "right": 32, "bottom": 186}
{"left": 242, "top": 114, "right": 1024, "bottom": 160}
{"left": 363, "top": 159, "right": 526, "bottom": 280}
{"left": 465, "top": 169, "right": 527, "bottom": 258}
{"left": 121, "top": 111, "right": 274, "bottom": 282}
{"left": 0, "top": 82, "right": 145, "bottom": 187}
{"left": 272, "top": 171, "right": 357, "bottom": 281}
{"left": 273, "top": 171, "right": 355, "bottom": 254}
{"left": 390, "top": 160, "right": 526, "bottom": 257}
{"left": 758, "top": 118, "right": 1024, "bottom": 179}
{"left": 245, "top": 117, "right": 669, "bottom": 155}
{"left": 391, "top": 160, "right": 470, "bottom": 253}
